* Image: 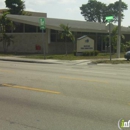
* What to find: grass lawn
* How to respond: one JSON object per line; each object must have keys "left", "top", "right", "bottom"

{"left": 0, "top": 52, "right": 125, "bottom": 60}
{"left": 92, "top": 60, "right": 130, "bottom": 64}
{"left": 22, "top": 53, "right": 125, "bottom": 60}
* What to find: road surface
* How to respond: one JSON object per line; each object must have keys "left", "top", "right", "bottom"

{"left": 0, "top": 61, "right": 130, "bottom": 130}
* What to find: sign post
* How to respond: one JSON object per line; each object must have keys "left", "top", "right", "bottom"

{"left": 39, "top": 18, "right": 46, "bottom": 59}
{"left": 105, "top": 16, "right": 114, "bottom": 61}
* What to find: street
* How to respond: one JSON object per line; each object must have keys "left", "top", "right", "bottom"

{"left": 0, "top": 61, "right": 130, "bottom": 130}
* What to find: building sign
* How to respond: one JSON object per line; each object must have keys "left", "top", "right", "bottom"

{"left": 80, "top": 45, "right": 93, "bottom": 50}
{"left": 77, "top": 36, "right": 94, "bottom": 52}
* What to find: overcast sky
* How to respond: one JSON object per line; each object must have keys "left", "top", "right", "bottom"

{"left": 0, "top": 0, "right": 129, "bottom": 27}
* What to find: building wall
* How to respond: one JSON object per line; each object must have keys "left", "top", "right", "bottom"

{"left": 0, "top": 31, "right": 74, "bottom": 54}
{"left": 0, "top": 33, "right": 48, "bottom": 53}
{"left": 48, "top": 42, "right": 74, "bottom": 54}
{"left": 0, "top": 30, "right": 112, "bottom": 54}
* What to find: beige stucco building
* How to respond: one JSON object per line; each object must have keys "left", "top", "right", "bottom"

{"left": 0, "top": 10, "right": 130, "bottom": 54}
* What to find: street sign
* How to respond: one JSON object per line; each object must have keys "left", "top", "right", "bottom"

{"left": 105, "top": 16, "right": 114, "bottom": 22}
{"left": 39, "top": 18, "right": 46, "bottom": 59}
{"left": 39, "top": 18, "right": 45, "bottom": 30}
{"left": 105, "top": 16, "right": 114, "bottom": 61}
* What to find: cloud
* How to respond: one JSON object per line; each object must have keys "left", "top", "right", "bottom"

{"left": 58, "top": 0, "right": 76, "bottom": 4}
{"left": 25, "top": 0, "right": 56, "bottom": 7}
{"left": 0, "top": 1, "right": 5, "bottom": 8}
{"left": 66, "top": 7, "right": 79, "bottom": 13}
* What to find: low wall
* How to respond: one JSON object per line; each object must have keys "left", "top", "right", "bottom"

{"left": 48, "top": 42, "right": 75, "bottom": 54}
{"left": 0, "top": 33, "right": 47, "bottom": 53}
{"left": 0, "top": 33, "right": 75, "bottom": 54}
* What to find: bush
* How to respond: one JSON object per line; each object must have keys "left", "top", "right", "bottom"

{"left": 83, "top": 51, "right": 88, "bottom": 56}
{"left": 90, "top": 51, "right": 94, "bottom": 56}
{"left": 94, "top": 50, "right": 99, "bottom": 56}
{"left": 73, "top": 50, "right": 99, "bottom": 56}
{"left": 73, "top": 50, "right": 77, "bottom": 56}
{"left": 82, "top": 50, "right": 99, "bottom": 56}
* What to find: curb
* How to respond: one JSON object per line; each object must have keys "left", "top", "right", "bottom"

{"left": 0, "top": 58, "right": 62, "bottom": 64}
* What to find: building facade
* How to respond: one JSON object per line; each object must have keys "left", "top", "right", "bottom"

{"left": 0, "top": 10, "right": 130, "bottom": 54}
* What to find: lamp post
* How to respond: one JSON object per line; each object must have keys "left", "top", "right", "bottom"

{"left": 117, "top": 0, "right": 122, "bottom": 58}
{"left": 106, "top": 16, "right": 114, "bottom": 61}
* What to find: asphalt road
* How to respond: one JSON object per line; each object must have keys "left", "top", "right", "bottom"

{"left": 0, "top": 61, "right": 130, "bottom": 130}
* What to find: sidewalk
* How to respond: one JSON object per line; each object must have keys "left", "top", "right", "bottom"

{"left": 0, "top": 56, "right": 126, "bottom": 65}
{"left": 0, "top": 56, "right": 92, "bottom": 65}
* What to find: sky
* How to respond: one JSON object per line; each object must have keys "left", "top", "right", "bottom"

{"left": 0, "top": 0, "right": 130, "bottom": 27}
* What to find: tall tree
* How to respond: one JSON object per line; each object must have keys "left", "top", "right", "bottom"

{"left": 5, "top": 0, "right": 25, "bottom": 15}
{"left": 80, "top": 0, "right": 128, "bottom": 23}
{"left": 59, "top": 24, "right": 75, "bottom": 55}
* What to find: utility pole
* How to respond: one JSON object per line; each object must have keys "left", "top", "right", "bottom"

{"left": 117, "top": 0, "right": 122, "bottom": 58}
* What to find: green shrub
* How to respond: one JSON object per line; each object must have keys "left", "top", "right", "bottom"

{"left": 73, "top": 50, "right": 77, "bottom": 56}
{"left": 94, "top": 50, "right": 99, "bottom": 56}
{"left": 90, "top": 51, "right": 94, "bottom": 56}
{"left": 82, "top": 50, "right": 99, "bottom": 56}
{"left": 83, "top": 51, "right": 89, "bottom": 56}
{"left": 74, "top": 50, "right": 99, "bottom": 56}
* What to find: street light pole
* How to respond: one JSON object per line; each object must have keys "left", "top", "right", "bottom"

{"left": 117, "top": 0, "right": 122, "bottom": 58}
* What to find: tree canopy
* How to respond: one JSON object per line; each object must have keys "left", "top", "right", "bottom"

{"left": 5, "top": 0, "right": 25, "bottom": 15}
{"left": 80, "top": 0, "right": 128, "bottom": 23}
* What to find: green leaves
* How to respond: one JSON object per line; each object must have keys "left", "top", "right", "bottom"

{"left": 104, "top": 26, "right": 125, "bottom": 52}
{"left": 0, "top": 12, "right": 14, "bottom": 34}
{"left": 5, "top": 0, "right": 25, "bottom": 15}
{"left": 80, "top": 0, "right": 128, "bottom": 23}
{"left": 121, "top": 41, "right": 130, "bottom": 52}
{"left": 59, "top": 24, "right": 75, "bottom": 55}
{"left": 0, "top": 12, "right": 14, "bottom": 52}
{"left": 59, "top": 24, "right": 75, "bottom": 42}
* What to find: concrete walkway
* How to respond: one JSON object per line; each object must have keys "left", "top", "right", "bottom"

{"left": 0, "top": 56, "right": 126, "bottom": 65}
{"left": 0, "top": 56, "right": 91, "bottom": 65}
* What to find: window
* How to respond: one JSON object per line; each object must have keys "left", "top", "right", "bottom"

{"left": 51, "top": 34, "right": 57, "bottom": 42}
{"left": 25, "top": 24, "right": 36, "bottom": 33}
{"left": 13, "top": 23, "right": 24, "bottom": 33}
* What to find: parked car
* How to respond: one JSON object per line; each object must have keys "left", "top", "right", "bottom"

{"left": 124, "top": 51, "right": 130, "bottom": 60}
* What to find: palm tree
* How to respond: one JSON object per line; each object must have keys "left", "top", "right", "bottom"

{"left": 59, "top": 24, "right": 75, "bottom": 55}
{"left": 0, "top": 12, "right": 14, "bottom": 52}
{"left": 2, "top": 34, "right": 14, "bottom": 53}
{"left": 104, "top": 26, "right": 125, "bottom": 53}
{"left": 121, "top": 41, "right": 130, "bottom": 53}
